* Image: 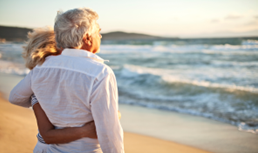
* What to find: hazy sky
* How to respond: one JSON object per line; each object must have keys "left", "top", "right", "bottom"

{"left": 0, "top": 0, "right": 257, "bottom": 37}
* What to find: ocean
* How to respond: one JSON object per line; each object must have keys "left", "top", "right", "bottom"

{"left": 1, "top": 37, "right": 258, "bottom": 134}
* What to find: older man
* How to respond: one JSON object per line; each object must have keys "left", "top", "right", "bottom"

{"left": 9, "top": 8, "right": 124, "bottom": 153}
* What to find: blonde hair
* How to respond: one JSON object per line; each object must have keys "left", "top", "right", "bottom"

{"left": 23, "top": 27, "right": 60, "bottom": 70}
{"left": 54, "top": 8, "right": 99, "bottom": 49}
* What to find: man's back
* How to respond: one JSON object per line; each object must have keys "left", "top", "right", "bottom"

{"left": 10, "top": 49, "right": 124, "bottom": 153}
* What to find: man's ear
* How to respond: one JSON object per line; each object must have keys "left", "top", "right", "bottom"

{"left": 83, "top": 34, "right": 92, "bottom": 46}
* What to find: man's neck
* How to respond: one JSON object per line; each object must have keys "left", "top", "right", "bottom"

{"left": 68, "top": 47, "right": 93, "bottom": 54}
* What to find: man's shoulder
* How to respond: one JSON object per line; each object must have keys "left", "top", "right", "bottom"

{"left": 38, "top": 55, "right": 113, "bottom": 78}
{"left": 93, "top": 62, "right": 115, "bottom": 81}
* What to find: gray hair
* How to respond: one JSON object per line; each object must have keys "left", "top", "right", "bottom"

{"left": 54, "top": 8, "right": 99, "bottom": 49}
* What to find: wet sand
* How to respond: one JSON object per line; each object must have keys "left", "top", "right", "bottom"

{"left": 119, "top": 104, "right": 258, "bottom": 153}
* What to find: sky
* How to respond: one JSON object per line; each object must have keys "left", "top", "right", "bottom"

{"left": 0, "top": 0, "right": 257, "bottom": 38}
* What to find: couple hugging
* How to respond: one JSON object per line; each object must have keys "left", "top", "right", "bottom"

{"left": 9, "top": 7, "right": 124, "bottom": 153}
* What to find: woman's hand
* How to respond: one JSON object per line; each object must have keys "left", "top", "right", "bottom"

{"left": 80, "top": 121, "right": 97, "bottom": 139}
{"left": 80, "top": 111, "right": 121, "bottom": 139}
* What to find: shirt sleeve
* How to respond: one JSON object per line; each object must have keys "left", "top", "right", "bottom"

{"left": 9, "top": 71, "right": 33, "bottom": 108}
{"left": 90, "top": 69, "right": 124, "bottom": 153}
{"left": 31, "top": 94, "right": 39, "bottom": 107}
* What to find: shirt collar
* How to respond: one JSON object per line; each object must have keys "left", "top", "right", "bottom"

{"left": 61, "top": 48, "right": 108, "bottom": 63}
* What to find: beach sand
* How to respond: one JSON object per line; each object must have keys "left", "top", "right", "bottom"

{"left": 0, "top": 93, "right": 38, "bottom": 153}
{"left": 0, "top": 94, "right": 208, "bottom": 153}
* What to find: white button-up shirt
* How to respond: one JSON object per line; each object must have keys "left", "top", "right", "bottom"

{"left": 9, "top": 49, "right": 124, "bottom": 153}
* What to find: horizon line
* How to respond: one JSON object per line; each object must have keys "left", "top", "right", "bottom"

{"left": 1, "top": 24, "right": 258, "bottom": 40}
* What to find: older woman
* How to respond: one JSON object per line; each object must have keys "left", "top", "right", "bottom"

{"left": 10, "top": 8, "right": 124, "bottom": 153}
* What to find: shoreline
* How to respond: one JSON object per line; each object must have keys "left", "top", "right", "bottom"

{"left": 0, "top": 92, "right": 208, "bottom": 153}
{"left": 119, "top": 104, "right": 258, "bottom": 153}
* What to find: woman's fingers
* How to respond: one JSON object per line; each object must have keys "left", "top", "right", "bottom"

{"left": 81, "top": 110, "right": 121, "bottom": 139}
{"left": 82, "top": 121, "right": 97, "bottom": 139}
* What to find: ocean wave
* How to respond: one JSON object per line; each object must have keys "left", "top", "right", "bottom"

{"left": 211, "top": 60, "right": 258, "bottom": 67}
{"left": 152, "top": 44, "right": 258, "bottom": 52}
{"left": 0, "top": 43, "right": 25, "bottom": 52}
{"left": 162, "top": 75, "right": 258, "bottom": 94}
{"left": 238, "top": 122, "right": 258, "bottom": 134}
{"left": 242, "top": 40, "right": 258, "bottom": 45}
{"left": 118, "top": 64, "right": 258, "bottom": 94}
{"left": 100, "top": 45, "right": 152, "bottom": 53}
{"left": 210, "top": 44, "right": 258, "bottom": 51}
{"left": 201, "top": 50, "right": 258, "bottom": 55}
{"left": 119, "top": 95, "right": 258, "bottom": 134}
{"left": 0, "top": 60, "right": 28, "bottom": 75}
{"left": 117, "top": 64, "right": 258, "bottom": 134}
{"left": 100, "top": 44, "right": 258, "bottom": 55}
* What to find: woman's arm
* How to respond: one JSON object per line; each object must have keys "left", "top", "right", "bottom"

{"left": 33, "top": 103, "right": 97, "bottom": 144}
{"left": 9, "top": 71, "right": 33, "bottom": 107}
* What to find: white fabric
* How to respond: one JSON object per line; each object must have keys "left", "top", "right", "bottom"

{"left": 9, "top": 48, "right": 124, "bottom": 153}
{"left": 33, "top": 141, "right": 48, "bottom": 153}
